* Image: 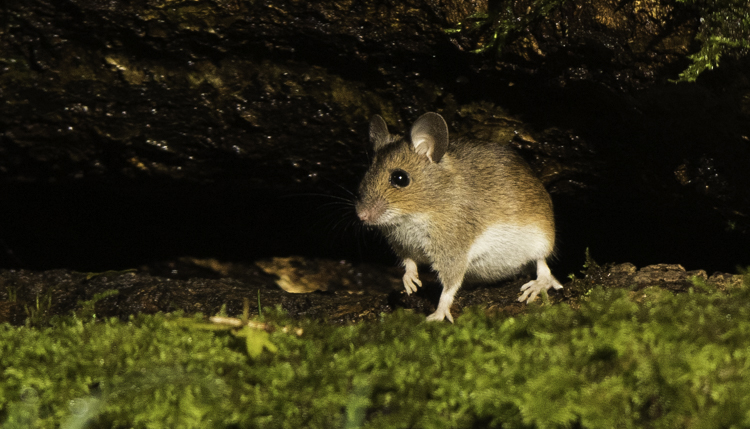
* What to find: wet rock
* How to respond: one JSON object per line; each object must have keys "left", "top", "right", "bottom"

{"left": 0, "top": 0, "right": 740, "bottom": 191}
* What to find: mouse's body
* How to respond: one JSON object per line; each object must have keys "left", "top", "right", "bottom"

{"left": 356, "top": 112, "right": 562, "bottom": 322}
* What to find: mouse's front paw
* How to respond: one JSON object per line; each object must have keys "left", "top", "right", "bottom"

{"left": 403, "top": 272, "right": 422, "bottom": 294}
{"left": 518, "top": 276, "right": 563, "bottom": 304}
{"left": 402, "top": 259, "right": 422, "bottom": 295}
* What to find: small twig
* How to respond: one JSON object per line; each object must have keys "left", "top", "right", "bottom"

{"left": 208, "top": 316, "right": 268, "bottom": 331}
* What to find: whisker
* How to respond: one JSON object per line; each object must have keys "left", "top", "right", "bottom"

{"left": 326, "top": 182, "right": 358, "bottom": 199}
{"left": 280, "top": 192, "right": 353, "bottom": 203}
{"left": 317, "top": 201, "right": 354, "bottom": 210}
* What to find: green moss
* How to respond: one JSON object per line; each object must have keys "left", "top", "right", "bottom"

{"left": 2, "top": 274, "right": 750, "bottom": 427}
{"left": 444, "top": 0, "right": 567, "bottom": 54}
{"left": 445, "top": 0, "right": 748, "bottom": 82}
{"left": 676, "top": 0, "right": 750, "bottom": 81}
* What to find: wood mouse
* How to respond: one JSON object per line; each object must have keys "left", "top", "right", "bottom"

{"left": 355, "top": 112, "right": 562, "bottom": 322}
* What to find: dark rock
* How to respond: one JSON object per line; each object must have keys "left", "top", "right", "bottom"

{"left": 0, "top": 259, "right": 404, "bottom": 324}
{"left": 708, "top": 271, "right": 746, "bottom": 289}
{"left": 632, "top": 263, "right": 707, "bottom": 291}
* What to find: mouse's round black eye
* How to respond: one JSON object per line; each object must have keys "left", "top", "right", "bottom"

{"left": 389, "top": 169, "right": 410, "bottom": 188}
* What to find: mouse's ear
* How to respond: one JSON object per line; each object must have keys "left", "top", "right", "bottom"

{"left": 369, "top": 115, "right": 391, "bottom": 151}
{"left": 410, "top": 112, "right": 448, "bottom": 163}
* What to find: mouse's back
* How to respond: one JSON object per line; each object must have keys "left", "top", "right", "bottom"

{"left": 446, "top": 138, "right": 554, "bottom": 232}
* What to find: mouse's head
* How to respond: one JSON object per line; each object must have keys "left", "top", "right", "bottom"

{"left": 355, "top": 112, "right": 450, "bottom": 226}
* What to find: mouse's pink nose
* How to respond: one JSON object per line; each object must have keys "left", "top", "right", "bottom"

{"left": 356, "top": 209, "right": 370, "bottom": 222}
{"left": 355, "top": 200, "right": 385, "bottom": 224}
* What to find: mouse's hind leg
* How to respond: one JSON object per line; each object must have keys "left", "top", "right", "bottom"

{"left": 426, "top": 259, "right": 469, "bottom": 323}
{"left": 518, "top": 259, "right": 562, "bottom": 303}
{"left": 426, "top": 286, "right": 458, "bottom": 323}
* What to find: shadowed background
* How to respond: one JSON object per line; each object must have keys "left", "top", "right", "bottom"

{"left": 1, "top": 0, "right": 748, "bottom": 276}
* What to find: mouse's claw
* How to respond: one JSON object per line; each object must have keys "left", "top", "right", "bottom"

{"left": 426, "top": 287, "right": 457, "bottom": 323}
{"left": 403, "top": 272, "right": 421, "bottom": 295}
{"left": 518, "top": 275, "right": 563, "bottom": 303}
{"left": 426, "top": 307, "right": 454, "bottom": 323}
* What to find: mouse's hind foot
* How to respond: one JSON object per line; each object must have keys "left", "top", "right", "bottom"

{"left": 518, "top": 259, "right": 562, "bottom": 303}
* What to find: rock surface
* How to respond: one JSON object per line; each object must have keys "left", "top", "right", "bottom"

{"left": 1, "top": 257, "right": 745, "bottom": 325}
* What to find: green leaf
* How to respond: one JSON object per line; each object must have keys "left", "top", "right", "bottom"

{"left": 234, "top": 326, "right": 278, "bottom": 358}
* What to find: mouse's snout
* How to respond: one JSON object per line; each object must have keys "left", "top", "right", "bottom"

{"left": 355, "top": 198, "right": 387, "bottom": 225}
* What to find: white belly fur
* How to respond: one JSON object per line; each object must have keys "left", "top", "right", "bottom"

{"left": 465, "top": 223, "right": 552, "bottom": 282}
{"left": 384, "top": 213, "right": 432, "bottom": 263}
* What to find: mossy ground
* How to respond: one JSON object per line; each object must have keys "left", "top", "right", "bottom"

{"left": 2, "top": 273, "right": 750, "bottom": 428}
